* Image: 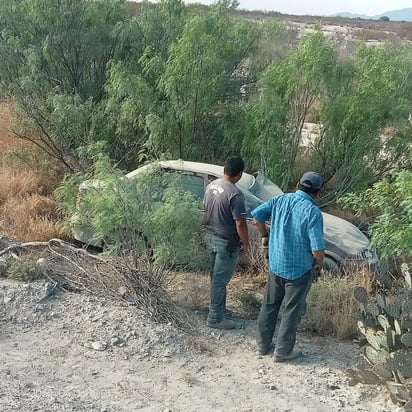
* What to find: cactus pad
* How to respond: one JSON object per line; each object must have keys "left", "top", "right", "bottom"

{"left": 401, "top": 333, "right": 412, "bottom": 347}
{"left": 354, "top": 286, "right": 368, "bottom": 303}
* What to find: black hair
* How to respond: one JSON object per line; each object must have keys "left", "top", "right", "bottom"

{"left": 224, "top": 156, "right": 245, "bottom": 177}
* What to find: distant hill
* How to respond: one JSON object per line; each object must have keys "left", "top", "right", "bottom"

{"left": 333, "top": 8, "right": 412, "bottom": 22}
{"left": 333, "top": 12, "right": 370, "bottom": 19}
{"left": 378, "top": 8, "right": 412, "bottom": 21}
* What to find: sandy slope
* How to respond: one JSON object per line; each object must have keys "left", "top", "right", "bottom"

{"left": 0, "top": 277, "right": 401, "bottom": 412}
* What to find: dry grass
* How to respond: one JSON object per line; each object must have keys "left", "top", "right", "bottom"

{"left": 168, "top": 271, "right": 210, "bottom": 311}
{"left": 0, "top": 165, "right": 56, "bottom": 201}
{"left": 302, "top": 269, "right": 373, "bottom": 339}
{"left": 186, "top": 337, "right": 213, "bottom": 353}
{"left": 0, "top": 102, "right": 63, "bottom": 242}
{"left": 0, "top": 101, "right": 25, "bottom": 157}
{"left": 169, "top": 267, "right": 373, "bottom": 340}
{"left": 0, "top": 194, "right": 62, "bottom": 242}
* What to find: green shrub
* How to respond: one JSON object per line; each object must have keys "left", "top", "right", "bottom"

{"left": 55, "top": 159, "right": 208, "bottom": 269}
{"left": 6, "top": 257, "right": 43, "bottom": 281}
{"left": 339, "top": 170, "right": 412, "bottom": 261}
{"left": 236, "top": 290, "right": 262, "bottom": 319}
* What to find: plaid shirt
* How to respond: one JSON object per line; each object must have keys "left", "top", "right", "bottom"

{"left": 251, "top": 190, "right": 324, "bottom": 280}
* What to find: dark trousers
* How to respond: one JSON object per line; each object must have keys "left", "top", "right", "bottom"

{"left": 205, "top": 233, "right": 239, "bottom": 323}
{"left": 257, "top": 270, "right": 313, "bottom": 356}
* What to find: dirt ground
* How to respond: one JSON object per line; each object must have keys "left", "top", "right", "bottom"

{"left": 0, "top": 276, "right": 402, "bottom": 412}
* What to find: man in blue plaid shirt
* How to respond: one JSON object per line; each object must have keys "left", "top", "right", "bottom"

{"left": 251, "top": 171, "right": 325, "bottom": 362}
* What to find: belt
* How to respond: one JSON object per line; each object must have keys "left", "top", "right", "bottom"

{"left": 206, "top": 230, "right": 231, "bottom": 240}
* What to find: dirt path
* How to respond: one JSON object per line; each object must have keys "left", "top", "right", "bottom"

{"left": 0, "top": 278, "right": 400, "bottom": 412}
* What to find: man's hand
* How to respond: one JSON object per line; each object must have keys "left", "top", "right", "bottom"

{"left": 261, "top": 235, "right": 269, "bottom": 260}
{"left": 239, "top": 242, "right": 249, "bottom": 255}
{"left": 312, "top": 265, "right": 322, "bottom": 282}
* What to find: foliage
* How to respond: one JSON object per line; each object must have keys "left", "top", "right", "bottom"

{"left": 349, "top": 265, "right": 412, "bottom": 408}
{"left": 0, "top": 0, "right": 411, "bottom": 206}
{"left": 243, "top": 30, "right": 338, "bottom": 190}
{"left": 313, "top": 43, "right": 412, "bottom": 203}
{"left": 244, "top": 31, "right": 412, "bottom": 196}
{"left": 235, "top": 290, "right": 261, "bottom": 319}
{"left": 156, "top": 3, "right": 260, "bottom": 161}
{"left": 5, "top": 256, "right": 43, "bottom": 281}
{"left": 147, "top": 187, "right": 208, "bottom": 267}
{"left": 339, "top": 170, "right": 412, "bottom": 259}
{"left": 0, "top": 0, "right": 128, "bottom": 171}
{"left": 54, "top": 159, "right": 208, "bottom": 269}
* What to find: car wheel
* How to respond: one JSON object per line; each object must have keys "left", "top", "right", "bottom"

{"left": 323, "top": 256, "right": 339, "bottom": 274}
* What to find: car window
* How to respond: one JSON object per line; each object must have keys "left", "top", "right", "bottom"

{"left": 173, "top": 173, "right": 205, "bottom": 200}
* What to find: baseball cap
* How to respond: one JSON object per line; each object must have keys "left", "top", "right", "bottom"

{"left": 299, "top": 171, "right": 323, "bottom": 191}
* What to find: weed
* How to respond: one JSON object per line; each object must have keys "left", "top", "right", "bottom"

{"left": 171, "top": 272, "right": 210, "bottom": 311}
{"left": 235, "top": 290, "right": 262, "bottom": 319}
{"left": 0, "top": 194, "right": 62, "bottom": 242}
{"left": 6, "top": 256, "right": 43, "bottom": 281}
{"left": 186, "top": 337, "right": 213, "bottom": 353}
{"left": 180, "top": 373, "right": 200, "bottom": 386}
{"left": 302, "top": 269, "right": 372, "bottom": 339}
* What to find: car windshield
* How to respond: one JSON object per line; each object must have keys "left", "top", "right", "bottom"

{"left": 237, "top": 171, "right": 283, "bottom": 216}
{"left": 249, "top": 171, "right": 283, "bottom": 201}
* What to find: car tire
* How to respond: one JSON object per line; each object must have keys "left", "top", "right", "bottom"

{"left": 323, "top": 256, "right": 339, "bottom": 274}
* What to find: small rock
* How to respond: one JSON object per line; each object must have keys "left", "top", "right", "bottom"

{"left": 36, "top": 258, "right": 48, "bottom": 272}
{"left": 3, "top": 296, "right": 12, "bottom": 304}
{"left": 267, "top": 384, "right": 277, "bottom": 390}
{"left": 111, "top": 337, "right": 122, "bottom": 346}
{"left": 86, "top": 341, "right": 107, "bottom": 351}
{"left": 125, "top": 330, "right": 137, "bottom": 339}
{"left": 117, "top": 286, "right": 127, "bottom": 297}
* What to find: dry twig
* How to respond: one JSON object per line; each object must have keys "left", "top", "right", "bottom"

{"left": 0, "top": 237, "right": 192, "bottom": 329}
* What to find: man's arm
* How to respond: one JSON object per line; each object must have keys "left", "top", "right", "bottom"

{"left": 253, "top": 219, "right": 268, "bottom": 238}
{"left": 235, "top": 218, "right": 249, "bottom": 252}
{"left": 312, "top": 249, "right": 325, "bottom": 267}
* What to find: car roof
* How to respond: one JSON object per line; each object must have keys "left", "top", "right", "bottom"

{"left": 125, "top": 160, "right": 256, "bottom": 189}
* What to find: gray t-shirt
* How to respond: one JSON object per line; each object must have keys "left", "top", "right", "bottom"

{"left": 203, "top": 178, "right": 247, "bottom": 240}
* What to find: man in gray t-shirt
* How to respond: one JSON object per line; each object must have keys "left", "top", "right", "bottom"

{"left": 203, "top": 156, "right": 249, "bottom": 330}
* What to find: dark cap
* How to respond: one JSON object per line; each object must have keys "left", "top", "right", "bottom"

{"left": 299, "top": 171, "right": 323, "bottom": 191}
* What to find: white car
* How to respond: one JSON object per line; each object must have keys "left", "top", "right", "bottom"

{"left": 73, "top": 160, "right": 379, "bottom": 272}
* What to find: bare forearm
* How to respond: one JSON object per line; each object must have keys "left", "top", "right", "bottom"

{"left": 313, "top": 249, "right": 325, "bottom": 267}
{"left": 235, "top": 219, "right": 249, "bottom": 250}
{"left": 253, "top": 219, "right": 268, "bottom": 237}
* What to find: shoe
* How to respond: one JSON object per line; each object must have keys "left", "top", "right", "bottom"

{"left": 207, "top": 319, "right": 236, "bottom": 330}
{"left": 224, "top": 308, "right": 235, "bottom": 318}
{"left": 273, "top": 349, "right": 302, "bottom": 363}
{"left": 258, "top": 342, "right": 275, "bottom": 356}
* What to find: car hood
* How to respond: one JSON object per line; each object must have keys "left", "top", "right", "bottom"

{"left": 322, "top": 212, "right": 370, "bottom": 256}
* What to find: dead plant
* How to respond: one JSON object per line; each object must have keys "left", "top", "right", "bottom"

{"left": 0, "top": 238, "right": 193, "bottom": 330}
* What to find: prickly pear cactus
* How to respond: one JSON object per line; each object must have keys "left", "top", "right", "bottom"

{"left": 350, "top": 265, "right": 412, "bottom": 408}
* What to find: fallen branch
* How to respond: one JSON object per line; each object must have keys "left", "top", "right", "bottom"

{"left": 0, "top": 237, "right": 192, "bottom": 330}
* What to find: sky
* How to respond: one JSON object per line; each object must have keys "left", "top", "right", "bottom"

{"left": 184, "top": 0, "right": 412, "bottom": 16}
